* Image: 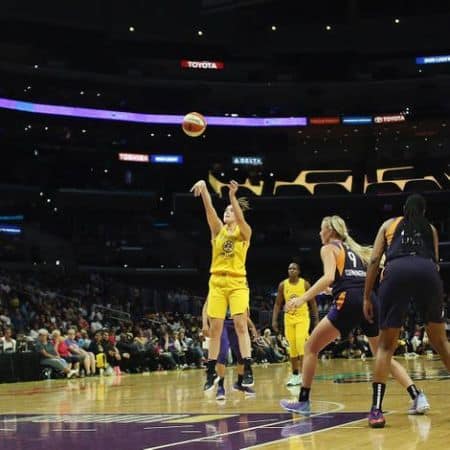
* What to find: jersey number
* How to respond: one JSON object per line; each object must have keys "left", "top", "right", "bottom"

{"left": 348, "top": 251, "right": 357, "bottom": 268}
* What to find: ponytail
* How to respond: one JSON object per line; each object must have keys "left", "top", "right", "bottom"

{"left": 403, "top": 194, "right": 431, "bottom": 240}
{"left": 237, "top": 197, "right": 251, "bottom": 212}
{"left": 323, "top": 215, "right": 372, "bottom": 267}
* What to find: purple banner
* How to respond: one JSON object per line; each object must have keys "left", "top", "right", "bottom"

{"left": 0, "top": 97, "right": 307, "bottom": 127}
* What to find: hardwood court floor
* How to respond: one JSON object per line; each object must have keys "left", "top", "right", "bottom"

{"left": 0, "top": 357, "right": 449, "bottom": 450}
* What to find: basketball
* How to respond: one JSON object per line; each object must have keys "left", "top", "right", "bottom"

{"left": 182, "top": 112, "right": 207, "bottom": 137}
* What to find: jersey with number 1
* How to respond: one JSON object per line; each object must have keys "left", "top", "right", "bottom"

{"left": 330, "top": 241, "right": 366, "bottom": 296}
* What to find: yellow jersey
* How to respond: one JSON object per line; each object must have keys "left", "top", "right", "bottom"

{"left": 210, "top": 225, "right": 249, "bottom": 276}
{"left": 283, "top": 278, "right": 309, "bottom": 323}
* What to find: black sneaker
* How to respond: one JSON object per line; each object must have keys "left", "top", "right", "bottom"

{"left": 242, "top": 369, "right": 254, "bottom": 387}
{"left": 203, "top": 372, "right": 220, "bottom": 392}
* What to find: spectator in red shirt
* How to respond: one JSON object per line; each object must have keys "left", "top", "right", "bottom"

{"left": 52, "top": 330, "right": 82, "bottom": 375}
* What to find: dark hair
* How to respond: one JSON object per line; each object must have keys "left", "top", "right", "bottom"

{"left": 403, "top": 194, "right": 429, "bottom": 233}
{"left": 403, "top": 194, "right": 434, "bottom": 257}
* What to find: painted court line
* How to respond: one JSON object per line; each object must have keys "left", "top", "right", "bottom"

{"left": 143, "top": 402, "right": 344, "bottom": 450}
{"left": 52, "top": 429, "right": 97, "bottom": 432}
{"left": 143, "top": 417, "right": 299, "bottom": 450}
{"left": 242, "top": 411, "right": 395, "bottom": 450}
{"left": 237, "top": 419, "right": 277, "bottom": 424}
{"left": 241, "top": 417, "right": 366, "bottom": 450}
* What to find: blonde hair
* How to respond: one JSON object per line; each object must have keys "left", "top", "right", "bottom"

{"left": 237, "top": 197, "right": 250, "bottom": 212}
{"left": 322, "top": 215, "right": 372, "bottom": 267}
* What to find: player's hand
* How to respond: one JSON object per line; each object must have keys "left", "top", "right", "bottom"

{"left": 228, "top": 180, "right": 239, "bottom": 196}
{"left": 190, "top": 180, "right": 206, "bottom": 197}
{"left": 272, "top": 322, "right": 279, "bottom": 333}
{"left": 285, "top": 296, "right": 304, "bottom": 311}
{"left": 202, "top": 323, "right": 210, "bottom": 338}
{"left": 363, "top": 297, "right": 374, "bottom": 323}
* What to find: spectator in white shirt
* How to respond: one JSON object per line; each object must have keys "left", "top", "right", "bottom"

{"left": 1, "top": 328, "right": 16, "bottom": 353}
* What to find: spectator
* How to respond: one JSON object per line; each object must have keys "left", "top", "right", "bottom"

{"left": 88, "top": 330, "right": 108, "bottom": 374}
{"left": 1, "top": 327, "right": 16, "bottom": 353}
{"left": 35, "top": 329, "right": 76, "bottom": 378}
{"left": 65, "top": 328, "right": 96, "bottom": 376}
{"left": 116, "top": 332, "right": 138, "bottom": 373}
{"left": 179, "top": 329, "right": 203, "bottom": 368}
{"left": 52, "top": 329, "right": 82, "bottom": 375}
{"left": 0, "top": 308, "right": 11, "bottom": 326}
{"left": 77, "top": 329, "right": 92, "bottom": 350}
{"left": 102, "top": 330, "right": 122, "bottom": 375}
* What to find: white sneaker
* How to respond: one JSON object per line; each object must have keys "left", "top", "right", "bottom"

{"left": 67, "top": 370, "right": 77, "bottom": 379}
{"left": 286, "top": 374, "right": 301, "bottom": 386}
{"left": 408, "top": 391, "right": 430, "bottom": 415}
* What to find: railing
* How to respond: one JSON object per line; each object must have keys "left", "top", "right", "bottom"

{"left": 92, "top": 304, "right": 132, "bottom": 323}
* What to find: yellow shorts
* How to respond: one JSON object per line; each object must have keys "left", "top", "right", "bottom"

{"left": 284, "top": 316, "right": 310, "bottom": 358}
{"left": 207, "top": 274, "right": 249, "bottom": 319}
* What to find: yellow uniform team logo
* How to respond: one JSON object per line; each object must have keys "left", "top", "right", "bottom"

{"left": 222, "top": 240, "right": 234, "bottom": 256}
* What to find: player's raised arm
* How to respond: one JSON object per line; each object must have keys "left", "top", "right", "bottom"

{"left": 228, "top": 180, "right": 251, "bottom": 241}
{"left": 190, "top": 179, "right": 222, "bottom": 238}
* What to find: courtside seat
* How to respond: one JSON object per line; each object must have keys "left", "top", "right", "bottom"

{"left": 314, "top": 184, "right": 350, "bottom": 196}
{"left": 274, "top": 185, "right": 311, "bottom": 196}
{"left": 404, "top": 179, "right": 441, "bottom": 192}
{"left": 365, "top": 182, "right": 402, "bottom": 195}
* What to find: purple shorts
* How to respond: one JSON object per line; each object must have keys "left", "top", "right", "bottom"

{"left": 327, "top": 289, "right": 379, "bottom": 338}
{"left": 217, "top": 319, "right": 242, "bottom": 364}
{"left": 378, "top": 256, "right": 444, "bottom": 328}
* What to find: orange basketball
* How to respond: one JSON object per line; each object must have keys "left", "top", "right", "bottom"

{"left": 182, "top": 112, "right": 207, "bottom": 137}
